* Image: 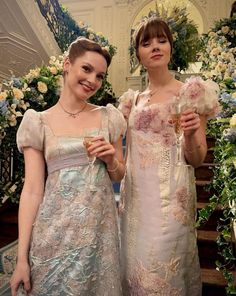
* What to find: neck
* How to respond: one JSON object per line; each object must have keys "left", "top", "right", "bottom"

{"left": 147, "top": 69, "right": 173, "bottom": 89}
{"left": 59, "top": 91, "right": 87, "bottom": 112}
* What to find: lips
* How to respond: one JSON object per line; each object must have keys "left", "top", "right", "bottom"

{"left": 151, "top": 54, "right": 163, "bottom": 59}
{"left": 79, "top": 82, "right": 95, "bottom": 92}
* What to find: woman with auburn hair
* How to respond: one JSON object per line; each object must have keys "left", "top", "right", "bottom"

{"left": 10, "top": 37, "right": 126, "bottom": 296}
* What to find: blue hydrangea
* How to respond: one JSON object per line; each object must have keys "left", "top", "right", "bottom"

{"left": 0, "top": 100, "right": 9, "bottom": 115}
{"left": 12, "top": 78, "right": 22, "bottom": 88}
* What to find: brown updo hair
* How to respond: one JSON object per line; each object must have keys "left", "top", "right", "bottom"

{"left": 65, "top": 37, "right": 111, "bottom": 67}
{"left": 134, "top": 18, "right": 173, "bottom": 61}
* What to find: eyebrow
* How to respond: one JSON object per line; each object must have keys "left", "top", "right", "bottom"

{"left": 84, "top": 62, "right": 106, "bottom": 76}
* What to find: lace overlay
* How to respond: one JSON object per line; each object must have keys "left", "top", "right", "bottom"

{"left": 16, "top": 105, "right": 125, "bottom": 296}
{"left": 119, "top": 89, "right": 202, "bottom": 296}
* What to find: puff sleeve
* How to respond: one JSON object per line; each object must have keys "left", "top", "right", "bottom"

{"left": 179, "top": 76, "right": 221, "bottom": 120}
{"left": 106, "top": 104, "right": 127, "bottom": 143}
{"left": 17, "top": 109, "right": 44, "bottom": 153}
{"left": 118, "top": 89, "right": 138, "bottom": 121}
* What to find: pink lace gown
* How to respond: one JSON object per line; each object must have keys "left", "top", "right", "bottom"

{"left": 118, "top": 80, "right": 219, "bottom": 296}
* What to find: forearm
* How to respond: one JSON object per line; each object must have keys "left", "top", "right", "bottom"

{"left": 107, "top": 158, "right": 126, "bottom": 181}
{"left": 184, "top": 131, "right": 207, "bottom": 168}
{"left": 17, "top": 190, "right": 43, "bottom": 263}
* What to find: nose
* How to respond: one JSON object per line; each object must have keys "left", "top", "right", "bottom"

{"left": 151, "top": 40, "right": 160, "bottom": 52}
{"left": 87, "top": 73, "right": 97, "bottom": 86}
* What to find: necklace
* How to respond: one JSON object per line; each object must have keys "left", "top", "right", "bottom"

{"left": 149, "top": 76, "right": 174, "bottom": 97}
{"left": 58, "top": 100, "right": 87, "bottom": 118}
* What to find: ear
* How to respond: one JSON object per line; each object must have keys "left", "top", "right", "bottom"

{"left": 63, "top": 57, "right": 71, "bottom": 73}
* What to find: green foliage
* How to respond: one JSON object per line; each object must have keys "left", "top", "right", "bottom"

{"left": 198, "top": 14, "right": 236, "bottom": 293}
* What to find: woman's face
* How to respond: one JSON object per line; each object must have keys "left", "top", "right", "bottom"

{"left": 138, "top": 36, "right": 171, "bottom": 70}
{"left": 64, "top": 51, "right": 107, "bottom": 100}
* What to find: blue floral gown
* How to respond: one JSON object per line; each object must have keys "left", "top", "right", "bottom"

{"left": 16, "top": 104, "right": 126, "bottom": 296}
{"left": 118, "top": 77, "right": 220, "bottom": 296}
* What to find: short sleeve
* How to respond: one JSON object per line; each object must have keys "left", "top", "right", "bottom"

{"left": 17, "top": 109, "right": 44, "bottom": 153}
{"left": 118, "top": 89, "right": 138, "bottom": 121}
{"left": 180, "top": 76, "right": 221, "bottom": 120}
{"left": 106, "top": 104, "right": 127, "bottom": 143}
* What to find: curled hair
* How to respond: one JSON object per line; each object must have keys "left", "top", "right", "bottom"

{"left": 65, "top": 37, "right": 111, "bottom": 67}
{"left": 134, "top": 18, "right": 173, "bottom": 60}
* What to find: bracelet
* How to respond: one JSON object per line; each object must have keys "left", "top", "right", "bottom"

{"left": 107, "top": 158, "right": 120, "bottom": 173}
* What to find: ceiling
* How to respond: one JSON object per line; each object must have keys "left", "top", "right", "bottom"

{"left": 0, "top": 0, "right": 60, "bottom": 82}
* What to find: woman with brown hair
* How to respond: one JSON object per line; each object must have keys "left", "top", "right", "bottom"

{"left": 119, "top": 18, "right": 220, "bottom": 295}
{"left": 10, "top": 37, "right": 126, "bottom": 296}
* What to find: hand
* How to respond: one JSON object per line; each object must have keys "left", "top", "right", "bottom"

{"left": 10, "top": 262, "right": 31, "bottom": 296}
{"left": 180, "top": 108, "right": 200, "bottom": 137}
{"left": 86, "top": 135, "right": 116, "bottom": 166}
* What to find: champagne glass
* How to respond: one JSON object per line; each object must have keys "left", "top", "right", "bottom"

{"left": 83, "top": 136, "right": 96, "bottom": 166}
{"left": 83, "top": 136, "right": 97, "bottom": 190}
{"left": 170, "top": 97, "right": 185, "bottom": 166}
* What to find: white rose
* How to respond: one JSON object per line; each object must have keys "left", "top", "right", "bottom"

{"left": 37, "top": 81, "right": 48, "bottom": 93}
{"left": 230, "top": 114, "right": 236, "bottom": 127}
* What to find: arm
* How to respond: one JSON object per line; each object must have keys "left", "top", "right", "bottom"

{"left": 10, "top": 147, "right": 45, "bottom": 295}
{"left": 181, "top": 110, "right": 207, "bottom": 168}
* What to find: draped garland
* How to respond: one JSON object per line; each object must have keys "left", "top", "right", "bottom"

{"left": 198, "top": 14, "right": 236, "bottom": 294}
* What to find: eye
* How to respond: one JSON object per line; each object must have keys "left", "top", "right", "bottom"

{"left": 159, "top": 38, "right": 167, "bottom": 43}
{"left": 82, "top": 65, "right": 91, "bottom": 72}
{"left": 97, "top": 74, "right": 105, "bottom": 80}
{"left": 142, "top": 41, "right": 150, "bottom": 47}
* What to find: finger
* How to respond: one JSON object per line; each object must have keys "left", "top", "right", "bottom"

{"left": 181, "top": 113, "right": 198, "bottom": 122}
{"left": 24, "top": 279, "right": 31, "bottom": 292}
{"left": 183, "top": 123, "right": 200, "bottom": 131}
{"left": 87, "top": 140, "right": 108, "bottom": 152}
{"left": 11, "top": 283, "right": 20, "bottom": 296}
{"left": 92, "top": 144, "right": 114, "bottom": 155}
{"left": 91, "top": 135, "right": 104, "bottom": 141}
{"left": 182, "top": 115, "right": 200, "bottom": 126}
{"left": 181, "top": 108, "right": 195, "bottom": 115}
{"left": 97, "top": 149, "right": 115, "bottom": 157}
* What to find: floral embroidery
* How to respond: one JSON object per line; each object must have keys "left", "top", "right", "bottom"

{"left": 135, "top": 135, "right": 160, "bottom": 169}
{"left": 173, "top": 186, "right": 192, "bottom": 225}
{"left": 133, "top": 105, "right": 170, "bottom": 135}
{"left": 128, "top": 261, "right": 182, "bottom": 296}
{"left": 179, "top": 76, "right": 220, "bottom": 118}
{"left": 180, "top": 76, "right": 205, "bottom": 102}
{"left": 118, "top": 89, "right": 136, "bottom": 120}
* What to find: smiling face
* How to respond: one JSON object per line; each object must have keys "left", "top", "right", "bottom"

{"left": 64, "top": 51, "right": 107, "bottom": 100}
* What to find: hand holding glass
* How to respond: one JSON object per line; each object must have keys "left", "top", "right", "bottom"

{"left": 83, "top": 136, "right": 96, "bottom": 165}
{"left": 170, "top": 99, "right": 185, "bottom": 166}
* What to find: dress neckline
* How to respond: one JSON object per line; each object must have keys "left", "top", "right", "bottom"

{"left": 40, "top": 107, "right": 106, "bottom": 138}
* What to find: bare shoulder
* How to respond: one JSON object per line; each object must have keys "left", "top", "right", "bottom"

{"left": 86, "top": 103, "right": 102, "bottom": 112}
{"left": 172, "top": 79, "right": 184, "bottom": 94}
{"left": 41, "top": 105, "right": 58, "bottom": 115}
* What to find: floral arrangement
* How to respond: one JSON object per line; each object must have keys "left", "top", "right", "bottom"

{"left": 0, "top": 55, "right": 64, "bottom": 204}
{"left": 59, "top": 8, "right": 117, "bottom": 57}
{"left": 198, "top": 14, "right": 236, "bottom": 293}
{"left": 35, "top": 0, "right": 117, "bottom": 57}
{"left": 129, "top": 4, "right": 200, "bottom": 73}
